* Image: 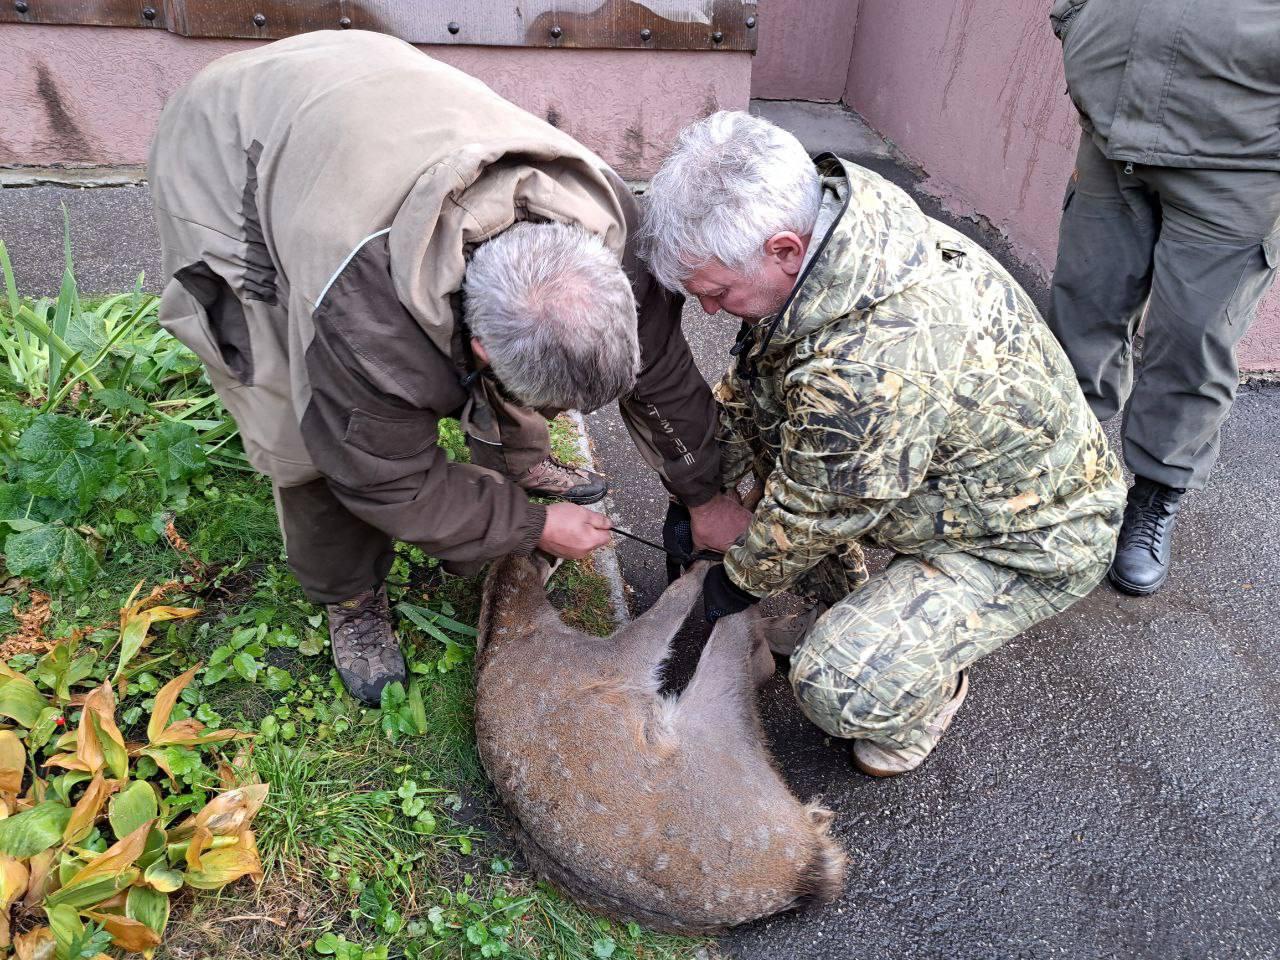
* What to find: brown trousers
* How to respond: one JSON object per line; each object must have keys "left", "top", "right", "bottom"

{"left": 275, "top": 391, "right": 549, "bottom": 604}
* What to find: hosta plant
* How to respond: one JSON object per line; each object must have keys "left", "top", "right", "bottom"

{"left": 0, "top": 584, "right": 266, "bottom": 959}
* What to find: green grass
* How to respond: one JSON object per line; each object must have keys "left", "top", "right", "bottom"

{"left": 0, "top": 235, "right": 709, "bottom": 960}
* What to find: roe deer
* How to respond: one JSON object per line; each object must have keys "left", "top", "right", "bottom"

{"left": 474, "top": 555, "right": 846, "bottom": 933}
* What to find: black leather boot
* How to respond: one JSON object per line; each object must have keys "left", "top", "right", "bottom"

{"left": 1108, "top": 477, "right": 1185, "bottom": 596}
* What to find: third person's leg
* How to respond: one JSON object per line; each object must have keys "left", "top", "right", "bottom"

{"left": 1109, "top": 165, "right": 1280, "bottom": 595}
{"left": 1048, "top": 131, "right": 1160, "bottom": 421}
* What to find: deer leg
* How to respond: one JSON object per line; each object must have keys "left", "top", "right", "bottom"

{"left": 605, "top": 561, "right": 710, "bottom": 686}
{"left": 673, "top": 606, "right": 765, "bottom": 744}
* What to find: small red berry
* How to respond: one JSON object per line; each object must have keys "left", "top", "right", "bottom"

{"left": 54, "top": 717, "right": 66, "bottom": 727}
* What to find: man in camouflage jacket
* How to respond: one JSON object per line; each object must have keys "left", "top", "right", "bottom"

{"left": 644, "top": 113, "right": 1125, "bottom": 776}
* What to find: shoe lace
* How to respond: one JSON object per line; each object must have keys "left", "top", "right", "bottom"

{"left": 527, "top": 458, "right": 583, "bottom": 485}
{"left": 335, "top": 594, "right": 390, "bottom": 655}
{"left": 1122, "top": 487, "right": 1177, "bottom": 554}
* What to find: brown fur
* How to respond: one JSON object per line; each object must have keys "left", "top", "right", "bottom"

{"left": 474, "top": 555, "right": 847, "bottom": 933}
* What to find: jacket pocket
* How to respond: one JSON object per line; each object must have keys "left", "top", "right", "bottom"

{"left": 1049, "top": 0, "right": 1089, "bottom": 40}
{"left": 172, "top": 260, "right": 255, "bottom": 384}
{"left": 344, "top": 408, "right": 438, "bottom": 461}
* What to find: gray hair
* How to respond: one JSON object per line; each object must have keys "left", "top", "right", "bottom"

{"left": 464, "top": 221, "right": 639, "bottom": 412}
{"left": 641, "top": 110, "right": 823, "bottom": 290}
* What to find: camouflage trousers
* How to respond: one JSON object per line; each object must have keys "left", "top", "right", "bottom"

{"left": 788, "top": 549, "right": 1106, "bottom": 750}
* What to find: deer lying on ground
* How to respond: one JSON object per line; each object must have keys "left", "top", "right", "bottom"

{"left": 474, "top": 555, "right": 846, "bottom": 933}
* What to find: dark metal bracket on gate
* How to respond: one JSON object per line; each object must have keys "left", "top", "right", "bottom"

{"left": 0, "top": 1, "right": 759, "bottom": 51}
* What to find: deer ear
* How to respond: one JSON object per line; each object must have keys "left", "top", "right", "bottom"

{"left": 806, "top": 803, "right": 835, "bottom": 829}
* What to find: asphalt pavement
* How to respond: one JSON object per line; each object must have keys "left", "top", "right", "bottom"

{"left": 2, "top": 103, "right": 1277, "bottom": 960}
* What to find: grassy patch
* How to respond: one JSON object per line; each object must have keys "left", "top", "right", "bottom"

{"left": 0, "top": 233, "right": 709, "bottom": 960}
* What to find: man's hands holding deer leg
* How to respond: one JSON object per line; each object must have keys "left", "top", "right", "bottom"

{"left": 688, "top": 491, "right": 755, "bottom": 553}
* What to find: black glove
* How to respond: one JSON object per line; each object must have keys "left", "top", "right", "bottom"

{"left": 703, "top": 563, "right": 759, "bottom": 624}
{"left": 662, "top": 500, "right": 695, "bottom": 564}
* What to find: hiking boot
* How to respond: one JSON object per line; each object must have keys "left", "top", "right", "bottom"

{"left": 327, "top": 584, "right": 407, "bottom": 706}
{"left": 517, "top": 457, "right": 607, "bottom": 505}
{"left": 852, "top": 671, "right": 969, "bottom": 777}
{"left": 1108, "top": 477, "right": 1185, "bottom": 597}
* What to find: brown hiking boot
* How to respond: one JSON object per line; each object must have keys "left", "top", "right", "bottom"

{"left": 852, "top": 671, "right": 969, "bottom": 777}
{"left": 516, "top": 457, "right": 608, "bottom": 505}
{"left": 326, "top": 584, "right": 407, "bottom": 706}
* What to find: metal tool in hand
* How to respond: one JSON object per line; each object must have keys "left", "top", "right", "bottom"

{"left": 611, "top": 525, "right": 668, "bottom": 554}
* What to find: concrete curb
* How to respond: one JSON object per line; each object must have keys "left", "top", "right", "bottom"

{"left": 565, "top": 411, "right": 632, "bottom": 626}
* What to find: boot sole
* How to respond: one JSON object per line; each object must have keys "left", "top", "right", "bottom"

{"left": 1107, "top": 567, "right": 1167, "bottom": 597}
{"left": 528, "top": 487, "right": 608, "bottom": 506}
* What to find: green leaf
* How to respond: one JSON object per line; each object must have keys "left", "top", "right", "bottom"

{"left": 114, "top": 616, "right": 151, "bottom": 683}
{"left": 231, "top": 651, "right": 260, "bottom": 682}
{"left": 314, "top": 932, "right": 341, "bottom": 955}
{"left": 28, "top": 704, "right": 63, "bottom": 750}
{"left": 0, "top": 675, "right": 52, "bottom": 728}
{"left": 46, "top": 868, "right": 139, "bottom": 910}
{"left": 592, "top": 937, "right": 617, "bottom": 958}
{"left": 148, "top": 421, "right": 207, "bottom": 484}
{"left": 3, "top": 522, "right": 98, "bottom": 587}
{"left": 16, "top": 414, "right": 118, "bottom": 510}
{"left": 0, "top": 801, "right": 72, "bottom": 858}
{"left": 93, "top": 387, "right": 151, "bottom": 416}
{"left": 90, "top": 710, "right": 129, "bottom": 781}
{"left": 143, "top": 859, "right": 183, "bottom": 893}
{"left": 46, "top": 902, "right": 85, "bottom": 958}
{"left": 263, "top": 666, "right": 294, "bottom": 692}
{"left": 110, "top": 781, "right": 159, "bottom": 841}
{"left": 0, "top": 483, "right": 34, "bottom": 528}
{"left": 407, "top": 680, "right": 427, "bottom": 735}
{"left": 126, "top": 884, "right": 171, "bottom": 937}
{"left": 298, "top": 634, "right": 325, "bottom": 657}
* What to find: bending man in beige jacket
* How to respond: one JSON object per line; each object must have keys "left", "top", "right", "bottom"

{"left": 149, "top": 30, "right": 747, "bottom": 703}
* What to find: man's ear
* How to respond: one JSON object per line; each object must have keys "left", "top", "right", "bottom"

{"left": 763, "top": 231, "right": 808, "bottom": 278}
{"left": 471, "top": 337, "right": 490, "bottom": 367}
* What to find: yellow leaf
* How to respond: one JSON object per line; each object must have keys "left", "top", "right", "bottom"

{"left": 169, "top": 784, "right": 268, "bottom": 842}
{"left": 0, "top": 854, "right": 29, "bottom": 911}
{"left": 82, "top": 684, "right": 127, "bottom": 780}
{"left": 0, "top": 855, "right": 27, "bottom": 946}
{"left": 137, "top": 605, "right": 200, "bottom": 625}
{"left": 23, "top": 849, "right": 56, "bottom": 909}
{"left": 182, "top": 829, "right": 263, "bottom": 890}
{"left": 63, "top": 774, "right": 118, "bottom": 845}
{"left": 145, "top": 665, "right": 200, "bottom": 744}
{"left": 149, "top": 721, "right": 246, "bottom": 748}
{"left": 13, "top": 926, "right": 55, "bottom": 960}
{"left": 82, "top": 910, "right": 162, "bottom": 953}
{"left": 42, "top": 754, "right": 92, "bottom": 774}
{"left": 0, "top": 731, "right": 25, "bottom": 795}
{"left": 185, "top": 825, "right": 212, "bottom": 871}
{"left": 61, "top": 819, "right": 154, "bottom": 892}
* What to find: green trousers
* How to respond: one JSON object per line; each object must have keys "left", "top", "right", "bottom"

{"left": 1048, "top": 131, "right": 1280, "bottom": 490}
{"left": 789, "top": 549, "right": 1104, "bottom": 750}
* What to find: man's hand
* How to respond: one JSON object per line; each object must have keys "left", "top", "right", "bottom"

{"left": 688, "top": 492, "right": 754, "bottom": 553}
{"left": 537, "top": 503, "right": 612, "bottom": 559}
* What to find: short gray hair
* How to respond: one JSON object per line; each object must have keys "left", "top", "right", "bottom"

{"left": 464, "top": 221, "right": 639, "bottom": 412}
{"left": 642, "top": 110, "right": 822, "bottom": 290}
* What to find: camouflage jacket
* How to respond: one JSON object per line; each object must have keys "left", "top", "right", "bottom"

{"left": 721, "top": 156, "right": 1125, "bottom": 600}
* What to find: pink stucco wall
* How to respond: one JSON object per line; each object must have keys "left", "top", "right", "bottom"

{"left": 751, "top": 0, "right": 859, "bottom": 102}
{"left": 842, "top": 0, "right": 1280, "bottom": 370}
{"left": 0, "top": 24, "right": 750, "bottom": 180}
